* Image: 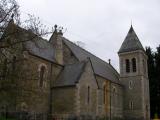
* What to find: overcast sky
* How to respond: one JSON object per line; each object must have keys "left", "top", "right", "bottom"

{"left": 17, "top": 0, "right": 160, "bottom": 71}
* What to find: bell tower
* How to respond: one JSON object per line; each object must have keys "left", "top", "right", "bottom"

{"left": 118, "top": 25, "right": 150, "bottom": 120}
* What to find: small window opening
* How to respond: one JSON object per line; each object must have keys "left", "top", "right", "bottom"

{"left": 126, "top": 59, "right": 130, "bottom": 73}
{"left": 87, "top": 86, "right": 90, "bottom": 104}
{"left": 39, "top": 66, "right": 46, "bottom": 87}
{"left": 132, "top": 58, "right": 136, "bottom": 72}
{"left": 129, "top": 101, "right": 134, "bottom": 110}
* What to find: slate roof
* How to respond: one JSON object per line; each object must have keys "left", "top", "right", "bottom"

{"left": 2, "top": 21, "right": 56, "bottom": 62}
{"left": 63, "top": 38, "right": 120, "bottom": 84}
{"left": 25, "top": 38, "right": 56, "bottom": 62}
{"left": 118, "top": 25, "right": 145, "bottom": 53}
{"left": 53, "top": 62, "right": 85, "bottom": 87}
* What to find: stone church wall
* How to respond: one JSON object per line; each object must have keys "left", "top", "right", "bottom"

{"left": 76, "top": 61, "right": 98, "bottom": 119}
{"left": 52, "top": 87, "right": 76, "bottom": 115}
{"left": 15, "top": 53, "right": 52, "bottom": 113}
{"left": 0, "top": 50, "right": 63, "bottom": 115}
{"left": 0, "top": 43, "right": 29, "bottom": 112}
{"left": 96, "top": 75, "right": 110, "bottom": 118}
{"left": 110, "top": 83, "right": 124, "bottom": 120}
{"left": 96, "top": 75, "right": 124, "bottom": 119}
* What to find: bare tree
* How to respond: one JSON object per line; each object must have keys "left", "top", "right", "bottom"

{"left": 23, "top": 14, "right": 50, "bottom": 37}
{"left": 0, "top": 0, "right": 20, "bottom": 37}
{"left": 74, "top": 41, "right": 85, "bottom": 49}
{"left": 0, "top": 0, "right": 51, "bottom": 81}
{"left": 0, "top": 0, "right": 51, "bottom": 49}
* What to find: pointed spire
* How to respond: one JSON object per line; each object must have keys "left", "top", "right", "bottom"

{"left": 118, "top": 25, "right": 145, "bottom": 53}
{"left": 129, "top": 24, "right": 133, "bottom": 33}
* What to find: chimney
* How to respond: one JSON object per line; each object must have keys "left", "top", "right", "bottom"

{"left": 54, "top": 25, "right": 64, "bottom": 65}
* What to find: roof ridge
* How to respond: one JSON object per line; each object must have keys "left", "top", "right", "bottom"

{"left": 63, "top": 37, "right": 119, "bottom": 75}
{"left": 63, "top": 38, "right": 111, "bottom": 65}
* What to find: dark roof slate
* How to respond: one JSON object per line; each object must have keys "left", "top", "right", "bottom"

{"left": 53, "top": 62, "right": 85, "bottom": 87}
{"left": 63, "top": 38, "right": 120, "bottom": 84}
{"left": 25, "top": 38, "right": 56, "bottom": 62}
{"left": 15, "top": 25, "right": 56, "bottom": 62}
{"left": 118, "top": 26, "right": 145, "bottom": 53}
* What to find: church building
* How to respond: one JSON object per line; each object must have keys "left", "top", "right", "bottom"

{"left": 0, "top": 20, "right": 150, "bottom": 120}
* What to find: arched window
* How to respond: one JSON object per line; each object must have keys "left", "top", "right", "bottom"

{"left": 87, "top": 86, "right": 90, "bottom": 104}
{"left": 129, "top": 101, "right": 134, "bottom": 110}
{"left": 39, "top": 66, "right": 46, "bottom": 87}
{"left": 125, "top": 59, "right": 130, "bottom": 73}
{"left": 103, "top": 86, "right": 106, "bottom": 104}
{"left": 113, "top": 87, "right": 116, "bottom": 93}
{"left": 132, "top": 58, "right": 136, "bottom": 72}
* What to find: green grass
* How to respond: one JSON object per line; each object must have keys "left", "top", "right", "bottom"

{"left": 154, "top": 113, "right": 159, "bottom": 119}
{"left": 0, "top": 116, "right": 16, "bottom": 120}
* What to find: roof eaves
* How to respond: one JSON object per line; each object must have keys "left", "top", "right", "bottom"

{"left": 95, "top": 74, "right": 122, "bottom": 86}
{"left": 28, "top": 51, "right": 63, "bottom": 66}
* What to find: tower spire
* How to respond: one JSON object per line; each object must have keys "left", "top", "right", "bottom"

{"left": 118, "top": 25, "right": 144, "bottom": 53}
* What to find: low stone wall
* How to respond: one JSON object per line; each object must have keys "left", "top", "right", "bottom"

{"left": 0, "top": 112, "right": 125, "bottom": 120}
{"left": 0, "top": 111, "right": 48, "bottom": 120}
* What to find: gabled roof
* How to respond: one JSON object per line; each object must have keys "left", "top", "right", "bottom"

{"left": 3, "top": 21, "right": 56, "bottom": 62}
{"left": 63, "top": 38, "right": 120, "bottom": 84}
{"left": 53, "top": 62, "right": 85, "bottom": 87}
{"left": 118, "top": 25, "right": 145, "bottom": 54}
